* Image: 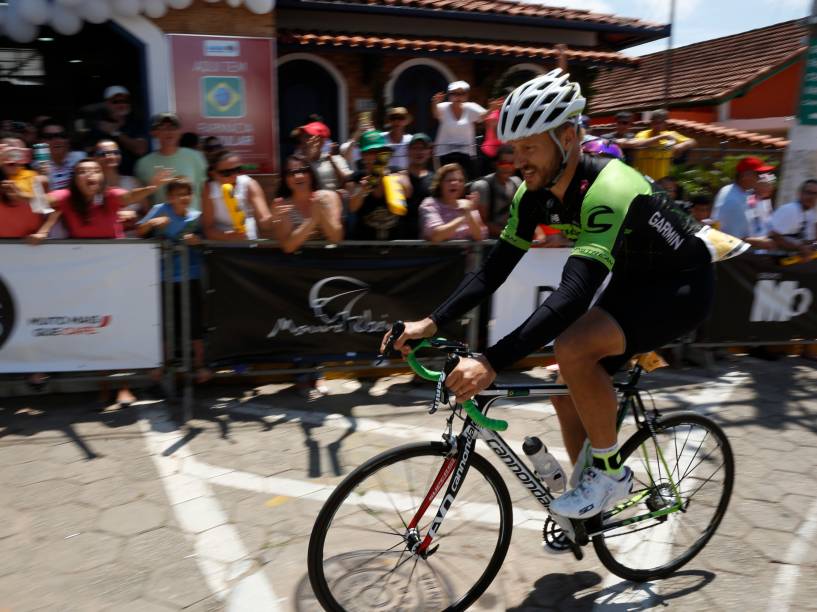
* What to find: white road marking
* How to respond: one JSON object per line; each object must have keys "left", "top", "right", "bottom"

{"left": 766, "top": 496, "right": 817, "bottom": 612}
{"left": 139, "top": 407, "right": 283, "bottom": 611}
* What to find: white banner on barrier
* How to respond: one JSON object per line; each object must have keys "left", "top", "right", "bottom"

{"left": 0, "top": 243, "right": 162, "bottom": 373}
{"left": 489, "top": 248, "right": 572, "bottom": 346}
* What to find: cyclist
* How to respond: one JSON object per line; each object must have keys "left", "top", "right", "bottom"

{"left": 384, "top": 69, "right": 747, "bottom": 519}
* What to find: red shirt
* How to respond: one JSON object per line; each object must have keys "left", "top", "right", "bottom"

{"left": 51, "top": 188, "right": 126, "bottom": 238}
{"left": 0, "top": 201, "right": 44, "bottom": 238}
{"left": 480, "top": 108, "right": 502, "bottom": 158}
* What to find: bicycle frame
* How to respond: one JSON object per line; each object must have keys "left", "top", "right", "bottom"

{"left": 412, "top": 368, "right": 685, "bottom": 554}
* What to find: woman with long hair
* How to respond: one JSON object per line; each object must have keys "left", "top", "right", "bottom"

{"left": 271, "top": 154, "right": 343, "bottom": 253}
{"left": 420, "top": 163, "right": 487, "bottom": 242}
{"left": 201, "top": 149, "right": 272, "bottom": 240}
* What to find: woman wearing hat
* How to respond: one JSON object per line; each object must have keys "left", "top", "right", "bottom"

{"left": 431, "top": 81, "right": 487, "bottom": 180}
{"left": 381, "top": 107, "right": 413, "bottom": 171}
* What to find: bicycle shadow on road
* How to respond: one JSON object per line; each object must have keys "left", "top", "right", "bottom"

{"left": 507, "top": 569, "right": 714, "bottom": 610}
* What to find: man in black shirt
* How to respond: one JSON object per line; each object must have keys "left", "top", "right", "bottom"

{"left": 400, "top": 133, "right": 434, "bottom": 239}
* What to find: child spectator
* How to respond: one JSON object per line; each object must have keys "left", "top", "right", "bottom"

{"left": 201, "top": 149, "right": 273, "bottom": 241}
{"left": 688, "top": 193, "right": 715, "bottom": 225}
{"left": 137, "top": 177, "right": 211, "bottom": 384}
{"left": 400, "top": 133, "right": 434, "bottom": 239}
{"left": 420, "top": 163, "right": 487, "bottom": 242}
{"left": 271, "top": 154, "right": 343, "bottom": 253}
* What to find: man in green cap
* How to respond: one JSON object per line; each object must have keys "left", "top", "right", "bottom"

{"left": 348, "top": 130, "right": 412, "bottom": 240}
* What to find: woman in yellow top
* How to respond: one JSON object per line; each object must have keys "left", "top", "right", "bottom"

{"left": 631, "top": 109, "right": 696, "bottom": 180}
{"left": 202, "top": 150, "right": 273, "bottom": 241}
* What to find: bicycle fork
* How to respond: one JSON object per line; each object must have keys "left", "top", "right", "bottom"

{"left": 406, "top": 423, "right": 479, "bottom": 557}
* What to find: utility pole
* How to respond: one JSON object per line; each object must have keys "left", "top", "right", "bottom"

{"left": 663, "top": 0, "right": 676, "bottom": 108}
{"left": 778, "top": 0, "right": 817, "bottom": 205}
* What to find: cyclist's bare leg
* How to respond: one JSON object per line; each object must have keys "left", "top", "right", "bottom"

{"left": 553, "top": 308, "right": 626, "bottom": 450}
{"left": 551, "top": 384, "right": 586, "bottom": 464}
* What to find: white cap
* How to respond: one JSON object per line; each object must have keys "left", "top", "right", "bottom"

{"left": 104, "top": 85, "right": 130, "bottom": 100}
{"left": 447, "top": 80, "right": 470, "bottom": 93}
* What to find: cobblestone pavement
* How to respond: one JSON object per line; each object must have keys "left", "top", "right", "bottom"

{"left": 1, "top": 354, "right": 817, "bottom": 611}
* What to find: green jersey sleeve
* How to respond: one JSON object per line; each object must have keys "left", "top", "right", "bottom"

{"left": 571, "top": 160, "right": 652, "bottom": 271}
{"left": 499, "top": 182, "right": 538, "bottom": 251}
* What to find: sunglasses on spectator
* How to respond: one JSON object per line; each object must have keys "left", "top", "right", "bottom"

{"left": 286, "top": 166, "right": 310, "bottom": 176}
{"left": 111, "top": 97, "right": 130, "bottom": 104}
{"left": 95, "top": 149, "right": 121, "bottom": 157}
{"left": 218, "top": 166, "right": 243, "bottom": 176}
{"left": 43, "top": 132, "right": 66, "bottom": 139}
{"left": 450, "top": 91, "right": 467, "bottom": 97}
{"left": 802, "top": 189, "right": 817, "bottom": 196}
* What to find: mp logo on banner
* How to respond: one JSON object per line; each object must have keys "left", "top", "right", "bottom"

{"left": 750, "top": 279, "right": 813, "bottom": 322}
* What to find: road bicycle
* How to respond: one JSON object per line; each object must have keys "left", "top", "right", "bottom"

{"left": 307, "top": 323, "right": 734, "bottom": 611}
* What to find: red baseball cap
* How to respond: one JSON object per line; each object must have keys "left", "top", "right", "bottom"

{"left": 300, "top": 121, "right": 331, "bottom": 138}
{"left": 736, "top": 156, "right": 774, "bottom": 174}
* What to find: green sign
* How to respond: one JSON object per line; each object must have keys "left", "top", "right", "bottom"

{"left": 202, "top": 76, "right": 245, "bottom": 118}
{"left": 798, "top": 36, "right": 817, "bottom": 125}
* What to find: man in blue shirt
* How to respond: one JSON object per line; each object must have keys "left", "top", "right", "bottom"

{"left": 713, "top": 156, "right": 774, "bottom": 240}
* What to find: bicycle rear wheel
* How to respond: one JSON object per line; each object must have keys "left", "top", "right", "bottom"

{"left": 593, "top": 412, "right": 734, "bottom": 582}
{"left": 307, "top": 441, "right": 513, "bottom": 611}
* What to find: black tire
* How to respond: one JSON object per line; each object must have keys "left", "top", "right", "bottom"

{"left": 308, "top": 441, "right": 514, "bottom": 611}
{"left": 593, "top": 412, "right": 734, "bottom": 582}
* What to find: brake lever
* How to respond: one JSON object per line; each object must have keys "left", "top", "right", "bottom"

{"left": 376, "top": 320, "right": 406, "bottom": 365}
{"left": 429, "top": 354, "right": 459, "bottom": 415}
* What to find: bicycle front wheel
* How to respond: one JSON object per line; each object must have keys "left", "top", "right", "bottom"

{"left": 593, "top": 412, "right": 734, "bottom": 582}
{"left": 307, "top": 441, "right": 513, "bottom": 611}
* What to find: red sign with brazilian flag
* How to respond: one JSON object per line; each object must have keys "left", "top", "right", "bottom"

{"left": 168, "top": 34, "right": 277, "bottom": 172}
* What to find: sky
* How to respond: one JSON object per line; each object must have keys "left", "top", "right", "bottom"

{"left": 535, "top": 0, "right": 812, "bottom": 55}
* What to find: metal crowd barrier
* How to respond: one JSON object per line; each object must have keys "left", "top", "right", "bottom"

{"left": 2, "top": 238, "right": 816, "bottom": 425}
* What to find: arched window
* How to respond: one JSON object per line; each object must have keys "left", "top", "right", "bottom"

{"left": 385, "top": 59, "right": 456, "bottom": 138}
{"left": 493, "top": 63, "right": 546, "bottom": 97}
{"left": 277, "top": 53, "right": 347, "bottom": 160}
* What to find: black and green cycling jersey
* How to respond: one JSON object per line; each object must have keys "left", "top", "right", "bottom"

{"left": 430, "top": 155, "right": 747, "bottom": 370}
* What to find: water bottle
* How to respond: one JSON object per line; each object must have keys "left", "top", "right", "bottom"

{"left": 523, "top": 436, "right": 565, "bottom": 493}
{"left": 32, "top": 143, "right": 50, "bottom": 169}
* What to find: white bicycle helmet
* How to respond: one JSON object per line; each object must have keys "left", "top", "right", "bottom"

{"left": 498, "top": 69, "right": 586, "bottom": 188}
{"left": 498, "top": 69, "right": 586, "bottom": 142}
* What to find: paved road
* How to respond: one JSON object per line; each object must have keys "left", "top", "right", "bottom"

{"left": 1, "top": 354, "right": 817, "bottom": 611}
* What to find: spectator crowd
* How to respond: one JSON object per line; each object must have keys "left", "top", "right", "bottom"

{"left": 3, "top": 74, "right": 816, "bottom": 398}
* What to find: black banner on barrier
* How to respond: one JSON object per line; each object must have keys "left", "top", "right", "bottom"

{"left": 701, "top": 253, "right": 817, "bottom": 343}
{"left": 204, "top": 246, "right": 469, "bottom": 363}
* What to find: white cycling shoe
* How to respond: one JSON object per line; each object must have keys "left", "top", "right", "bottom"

{"left": 550, "top": 465, "right": 633, "bottom": 519}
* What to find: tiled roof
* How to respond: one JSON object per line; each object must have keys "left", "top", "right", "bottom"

{"left": 590, "top": 19, "right": 807, "bottom": 114}
{"left": 591, "top": 119, "right": 790, "bottom": 149}
{"left": 284, "top": 0, "right": 665, "bottom": 32}
{"left": 277, "top": 30, "right": 640, "bottom": 66}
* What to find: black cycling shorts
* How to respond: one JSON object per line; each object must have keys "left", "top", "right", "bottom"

{"left": 595, "top": 264, "right": 715, "bottom": 375}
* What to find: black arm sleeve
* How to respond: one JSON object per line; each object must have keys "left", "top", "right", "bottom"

{"left": 430, "top": 240, "right": 525, "bottom": 327}
{"left": 483, "top": 255, "right": 610, "bottom": 371}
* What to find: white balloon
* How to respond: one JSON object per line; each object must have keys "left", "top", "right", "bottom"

{"left": 142, "top": 0, "right": 168, "bottom": 18}
{"left": 76, "top": 0, "right": 111, "bottom": 24}
{"left": 15, "top": 0, "right": 51, "bottom": 26}
{"left": 245, "top": 0, "right": 274, "bottom": 13}
{"left": 5, "top": 8, "right": 39, "bottom": 43}
{"left": 112, "top": 0, "right": 143, "bottom": 18}
{"left": 166, "top": 0, "right": 194, "bottom": 9}
{"left": 50, "top": 4, "right": 84, "bottom": 36}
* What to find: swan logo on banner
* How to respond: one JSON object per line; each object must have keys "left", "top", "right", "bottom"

{"left": 0, "top": 276, "right": 16, "bottom": 351}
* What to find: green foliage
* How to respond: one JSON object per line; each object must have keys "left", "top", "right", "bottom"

{"left": 670, "top": 154, "right": 777, "bottom": 199}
